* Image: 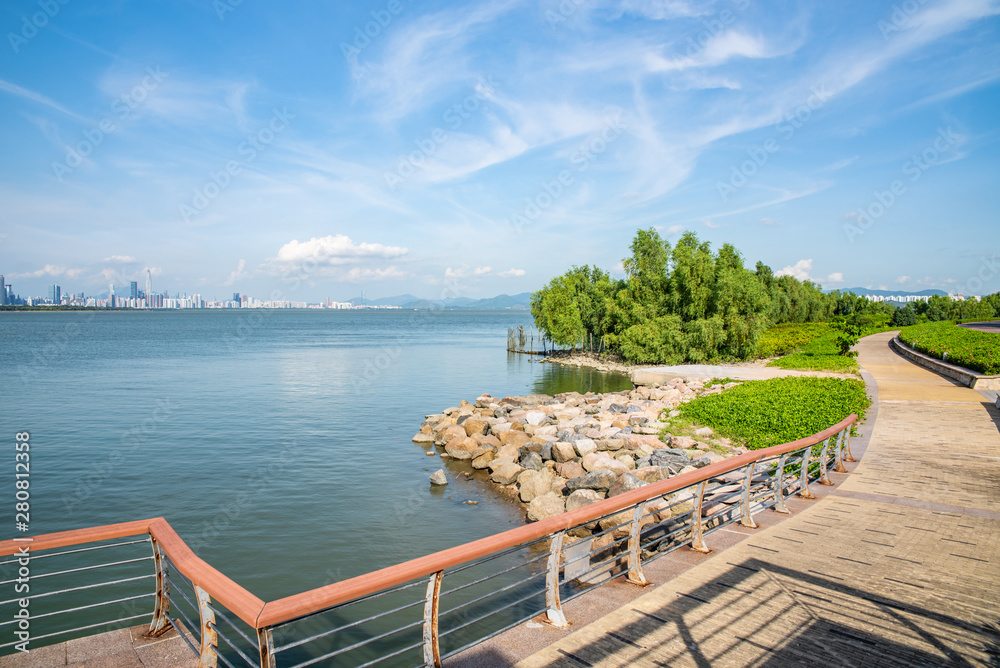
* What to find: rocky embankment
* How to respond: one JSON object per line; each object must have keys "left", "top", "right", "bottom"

{"left": 413, "top": 378, "right": 746, "bottom": 536}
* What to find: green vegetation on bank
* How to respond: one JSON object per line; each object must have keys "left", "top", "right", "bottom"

{"left": 668, "top": 377, "right": 870, "bottom": 450}
{"left": 531, "top": 228, "right": 998, "bottom": 365}
{"left": 899, "top": 321, "right": 1000, "bottom": 374}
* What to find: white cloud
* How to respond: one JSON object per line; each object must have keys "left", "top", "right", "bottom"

{"left": 825, "top": 272, "right": 844, "bottom": 284}
{"left": 103, "top": 255, "right": 137, "bottom": 263}
{"left": 225, "top": 259, "right": 248, "bottom": 286}
{"left": 896, "top": 275, "right": 911, "bottom": 284}
{"left": 343, "top": 266, "right": 405, "bottom": 281}
{"left": 498, "top": 268, "right": 526, "bottom": 278}
{"left": 775, "top": 259, "right": 813, "bottom": 281}
{"left": 703, "top": 218, "right": 721, "bottom": 229}
{"left": 666, "top": 224, "right": 685, "bottom": 235}
{"left": 273, "top": 235, "right": 408, "bottom": 266}
{"left": 13, "top": 264, "right": 71, "bottom": 279}
{"left": 474, "top": 266, "right": 492, "bottom": 275}
{"left": 760, "top": 218, "right": 782, "bottom": 226}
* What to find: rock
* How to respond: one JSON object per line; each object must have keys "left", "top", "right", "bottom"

{"left": 608, "top": 403, "right": 626, "bottom": 414}
{"left": 475, "top": 394, "right": 493, "bottom": 408}
{"left": 625, "top": 404, "right": 642, "bottom": 413}
{"left": 539, "top": 442, "right": 554, "bottom": 461}
{"left": 670, "top": 436, "right": 697, "bottom": 449}
{"left": 473, "top": 434, "right": 501, "bottom": 449}
{"left": 470, "top": 444, "right": 496, "bottom": 460}
{"left": 491, "top": 462, "right": 524, "bottom": 485}
{"left": 472, "top": 451, "right": 496, "bottom": 469}
{"left": 615, "top": 454, "right": 636, "bottom": 470}
{"left": 565, "top": 489, "right": 604, "bottom": 512}
{"left": 534, "top": 425, "right": 558, "bottom": 436}
{"left": 445, "top": 437, "right": 478, "bottom": 460}
{"left": 633, "top": 466, "right": 668, "bottom": 483}
{"left": 573, "top": 438, "right": 598, "bottom": 457}
{"left": 526, "top": 492, "right": 566, "bottom": 522}
{"left": 412, "top": 432, "right": 435, "bottom": 444}
{"left": 565, "top": 470, "right": 617, "bottom": 492}
{"left": 668, "top": 410, "right": 681, "bottom": 418}
{"left": 552, "top": 442, "right": 578, "bottom": 463}
{"left": 430, "top": 470, "right": 448, "bottom": 486}
{"left": 525, "top": 411, "right": 546, "bottom": 426}
{"left": 693, "top": 426, "right": 714, "bottom": 437}
{"left": 701, "top": 452, "right": 726, "bottom": 464}
{"left": 437, "top": 424, "right": 467, "bottom": 445}
{"left": 426, "top": 451, "right": 435, "bottom": 456}
{"left": 519, "top": 469, "right": 554, "bottom": 503}
{"left": 488, "top": 456, "right": 517, "bottom": 472}
{"left": 595, "top": 438, "right": 624, "bottom": 451}
{"left": 520, "top": 452, "right": 544, "bottom": 471}
{"left": 650, "top": 450, "right": 690, "bottom": 472}
{"left": 555, "top": 461, "right": 586, "bottom": 479}
{"left": 608, "top": 472, "right": 648, "bottom": 497}
{"left": 691, "top": 457, "right": 712, "bottom": 468}
{"left": 501, "top": 430, "right": 531, "bottom": 448}
{"left": 491, "top": 422, "right": 512, "bottom": 437}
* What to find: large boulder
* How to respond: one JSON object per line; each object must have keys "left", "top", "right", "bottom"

{"left": 471, "top": 450, "right": 496, "bottom": 470}
{"left": 608, "top": 472, "right": 648, "bottom": 497}
{"left": 555, "top": 461, "right": 586, "bottom": 480}
{"left": 429, "top": 470, "right": 447, "bottom": 486}
{"left": 412, "top": 432, "right": 435, "bottom": 444}
{"left": 670, "top": 435, "right": 697, "bottom": 449}
{"left": 552, "top": 442, "right": 578, "bottom": 463}
{"left": 500, "top": 430, "right": 531, "bottom": 449}
{"left": 491, "top": 462, "right": 524, "bottom": 485}
{"left": 633, "top": 466, "right": 669, "bottom": 484}
{"left": 565, "top": 488, "right": 604, "bottom": 512}
{"left": 573, "top": 438, "right": 598, "bottom": 457}
{"left": 526, "top": 492, "right": 566, "bottom": 522}
{"left": 519, "top": 469, "right": 554, "bottom": 503}
{"left": 565, "top": 470, "right": 617, "bottom": 492}
{"left": 437, "top": 424, "right": 466, "bottom": 445}
{"left": 525, "top": 411, "right": 547, "bottom": 426}
{"left": 445, "top": 437, "right": 478, "bottom": 460}
{"left": 520, "top": 452, "right": 544, "bottom": 471}
{"left": 463, "top": 417, "right": 490, "bottom": 437}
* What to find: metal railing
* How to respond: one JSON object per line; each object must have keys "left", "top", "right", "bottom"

{"left": 0, "top": 415, "right": 857, "bottom": 666}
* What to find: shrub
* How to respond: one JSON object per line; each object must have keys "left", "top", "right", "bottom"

{"left": 673, "top": 377, "right": 870, "bottom": 450}
{"left": 899, "top": 321, "right": 1000, "bottom": 374}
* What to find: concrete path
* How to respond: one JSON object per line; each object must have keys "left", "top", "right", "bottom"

{"left": 631, "top": 365, "right": 855, "bottom": 386}
{"left": 960, "top": 320, "right": 1000, "bottom": 334}
{"left": 515, "top": 331, "right": 1000, "bottom": 667}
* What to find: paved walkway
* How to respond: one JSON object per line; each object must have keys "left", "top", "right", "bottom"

{"left": 0, "top": 624, "right": 195, "bottom": 668}
{"left": 960, "top": 320, "right": 1000, "bottom": 334}
{"left": 515, "top": 331, "right": 1000, "bottom": 667}
{"left": 630, "top": 365, "right": 855, "bottom": 386}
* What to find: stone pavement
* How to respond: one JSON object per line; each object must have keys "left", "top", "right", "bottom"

{"left": 0, "top": 624, "right": 196, "bottom": 668}
{"left": 630, "top": 365, "right": 855, "bottom": 387}
{"left": 514, "top": 331, "right": 1000, "bottom": 667}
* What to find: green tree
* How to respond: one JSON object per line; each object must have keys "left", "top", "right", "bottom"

{"left": 530, "top": 276, "right": 585, "bottom": 347}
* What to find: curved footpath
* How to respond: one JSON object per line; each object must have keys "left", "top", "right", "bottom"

{"left": 506, "top": 331, "right": 1000, "bottom": 667}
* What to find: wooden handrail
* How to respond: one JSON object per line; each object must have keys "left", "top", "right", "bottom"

{"left": 0, "top": 518, "right": 158, "bottom": 557}
{"left": 1, "top": 414, "right": 857, "bottom": 632}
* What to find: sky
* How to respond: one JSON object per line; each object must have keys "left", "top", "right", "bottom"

{"left": 0, "top": 0, "right": 998, "bottom": 303}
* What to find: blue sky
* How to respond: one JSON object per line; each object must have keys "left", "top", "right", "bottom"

{"left": 1, "top": 0, "right": 998, "bottom": 302}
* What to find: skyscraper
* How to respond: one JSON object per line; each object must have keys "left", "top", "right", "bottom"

{"left": 50, "top": 284, "right": 61, "bottom": 304}
{"left": 0, "top": 275, "right": 6, "bottom": 306}
{"left": 145, "top": 270, "right": 152, "bottom": 307}
{"left": 108, "top": 283, "right": 115, "bottom": 308}
{"left": 130, "top": 281, "right": 138, "bottom": 299}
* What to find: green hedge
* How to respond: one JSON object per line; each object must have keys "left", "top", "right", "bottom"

{"left": 898, "top": 321, "right": 1000, "bottom": 374}
{"left": 673, "top": 377, "right": 870, "bottom": 450}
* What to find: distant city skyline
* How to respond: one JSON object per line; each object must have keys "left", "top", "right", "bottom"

{"left": 1, "top": 1, "right": 997, "bottom": 300}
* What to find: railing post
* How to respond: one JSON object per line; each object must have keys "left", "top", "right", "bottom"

{"left": 146, "top": 536, "right": 171, "bottom": 637}
{"left": 257, "top": 628, "right": 275, "bottom": 668}
{"left": 740, "top": 462, "right": 758, "bottom": 529}
{"left": 194, "top": 585, "right": 218, "bottom": 668}
{"left": 819, "top": 437, "right": 834, "bottom": 486}
{"left": 690, "top": 482, "right": 710, "bottom": 553}
{"left": 798, "top": 447, "right": 816, "bottom": 499}
{"left": 626, "top": 502, "right": 649, "bottom": 585}
{"left": 422, "top": 571, "right": 443, "bottom": 667}
{"left": 844, "top": 429, "right": 856, "bottom": 462}
{"left": 834, "top": 429, "right": 848, "bottom": 473}
{"left": 773, "top": 454, "right": 790, "bottom": 514}
{"left": 544, "top": 531, "right": 570, "bottom": 628}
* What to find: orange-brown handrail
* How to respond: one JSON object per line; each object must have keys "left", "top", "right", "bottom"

{"left": 0, "top": 413, "right": 858, "bottom": 636}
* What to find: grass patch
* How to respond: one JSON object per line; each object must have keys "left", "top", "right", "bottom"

{"left": 899, "top": 321, "right": 1000, "bottom": 374}
{"left": 670, "top": 376, "right": 870, "bottom": 450}
{"left": 757, "top": 323, "right": 832, "bottom": 358}
{"left": 766, "top": 329, "right": 859, "bottom": 373}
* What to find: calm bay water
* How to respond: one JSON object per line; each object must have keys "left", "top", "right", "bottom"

{"left": 0, "top": 309, "right": 630, "bottom": 601}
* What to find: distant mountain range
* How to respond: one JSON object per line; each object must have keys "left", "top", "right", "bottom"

{"left": 348, "top": 292, "right": 533, "bottom": 310}
{"left": 831, "top": 288, "right": 948, "bottom": 298}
